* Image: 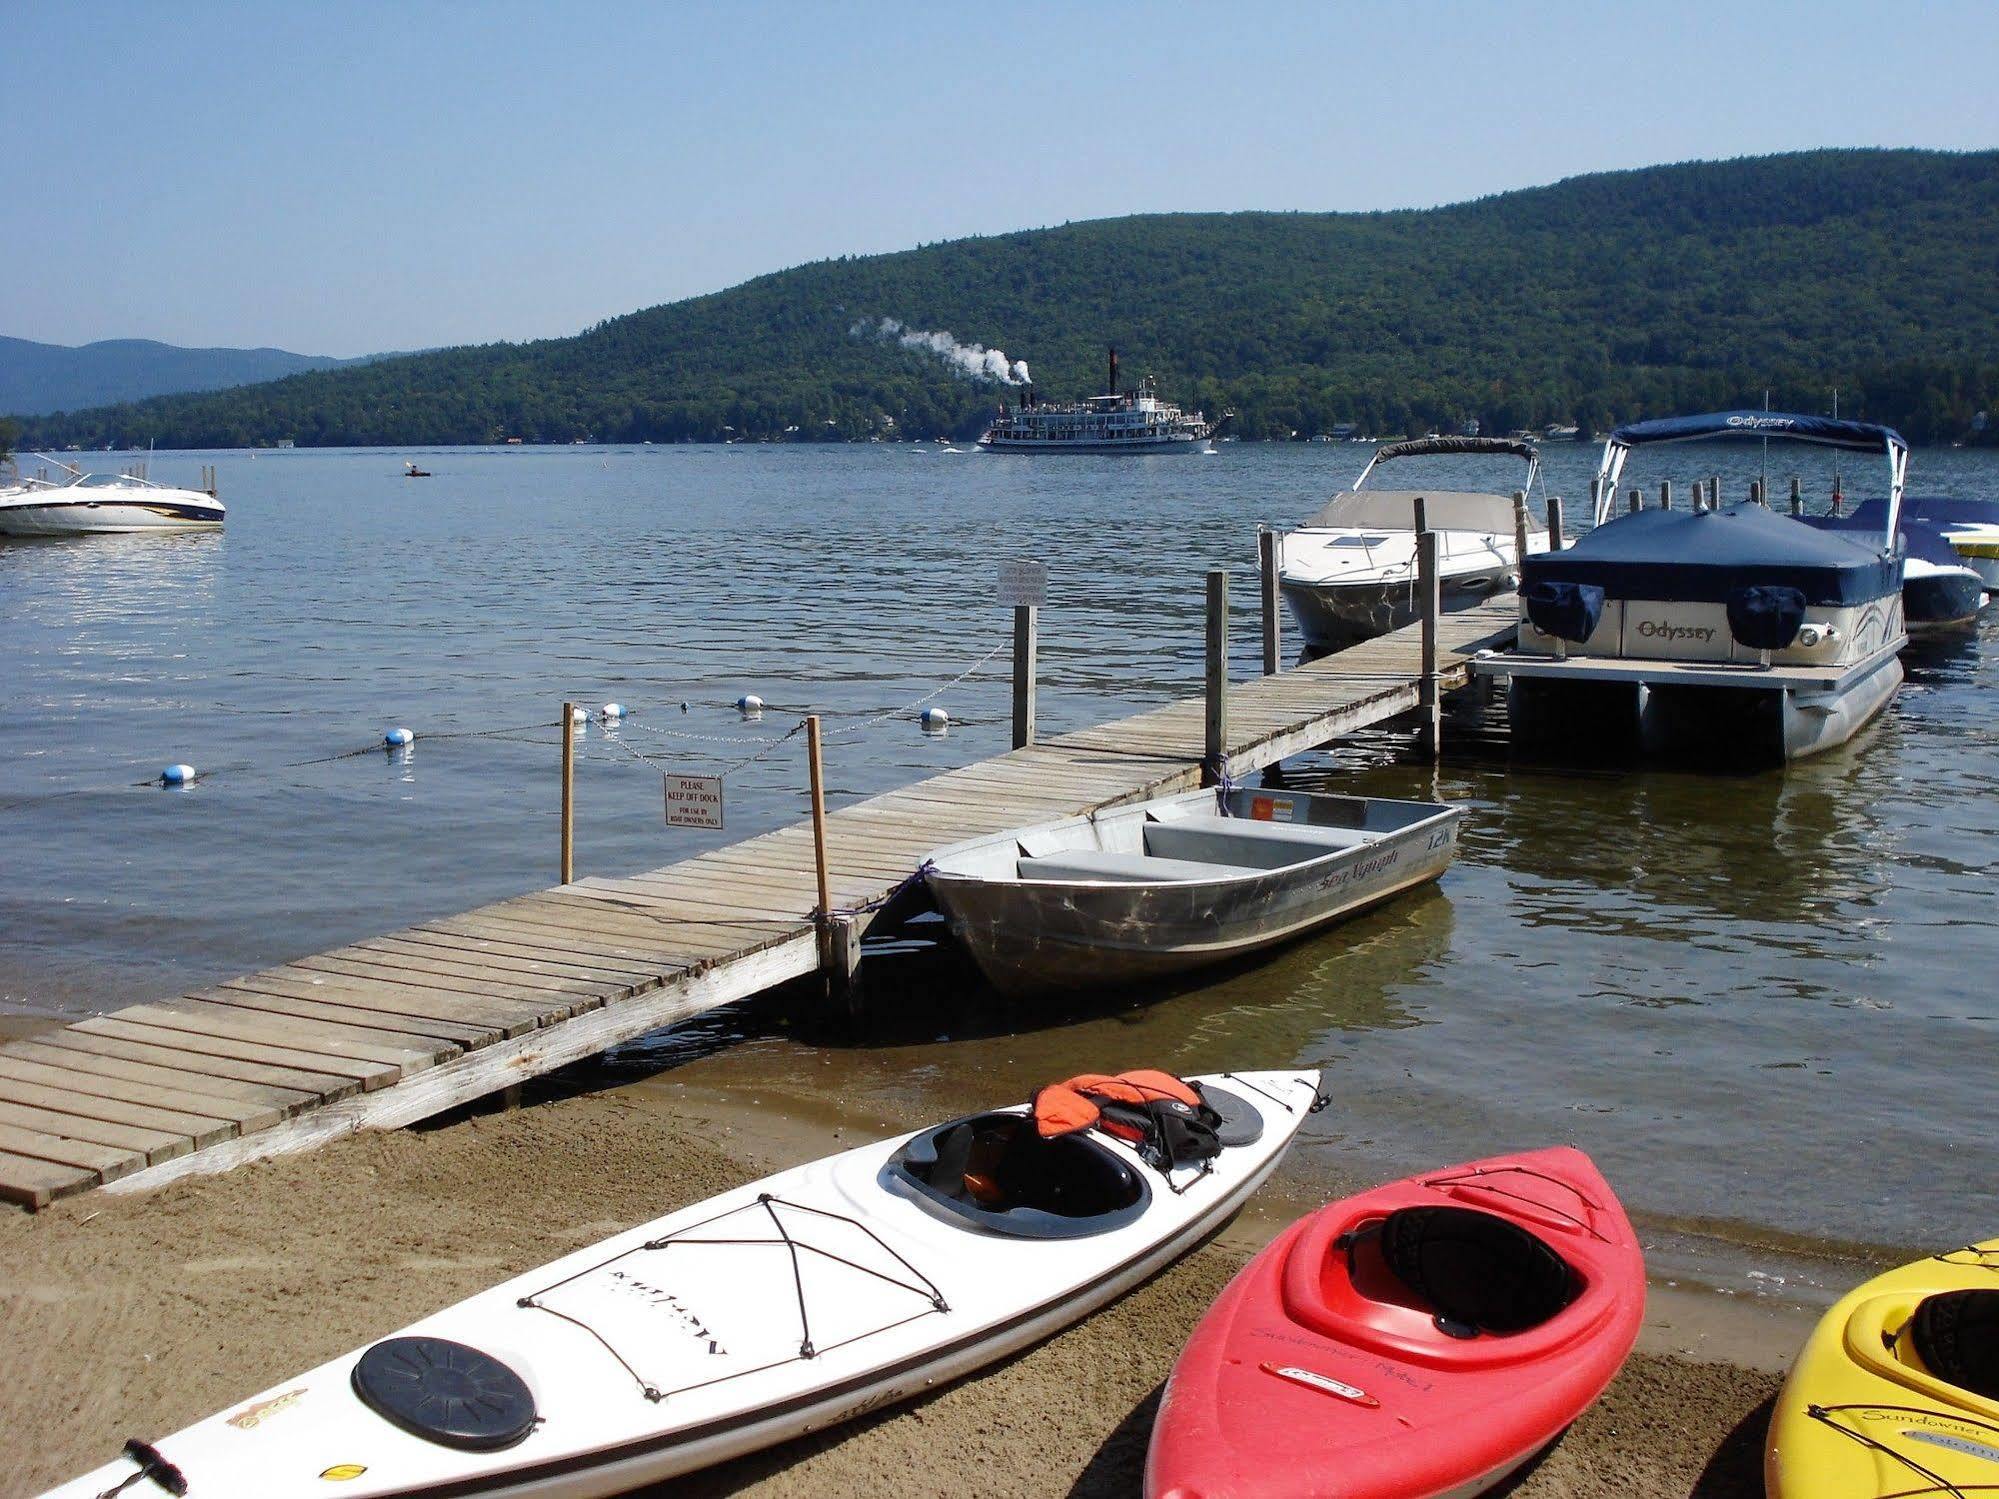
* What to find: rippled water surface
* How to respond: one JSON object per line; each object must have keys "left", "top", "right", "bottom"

{"left": 3, "top": 442, "right": 1994, "bottom": 1285}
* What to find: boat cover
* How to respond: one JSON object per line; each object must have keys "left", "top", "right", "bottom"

{"left": 1896, "top": 495, "right": 1999, "bottom": 528}
{"left": 1801, "top": 504, "right": 1966, "bottom": 568}
{"left": 1726, "top": 585, "right": 1808, "bottom": 651}
{"left": 1608, "top": 411, "right": 1906, "bottom": 453}
{"left": 1522, "top": 580, "right": 1604, "bottom": 643}
{"left": 1521, "top": 503, "right": 1898, "bottom": 606}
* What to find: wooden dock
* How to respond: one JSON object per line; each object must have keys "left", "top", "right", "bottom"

{"left": 0, "top": 596, "right": 1517, "bottom": 1208}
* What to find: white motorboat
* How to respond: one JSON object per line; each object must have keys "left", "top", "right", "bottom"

{"left": 0, "top": 456, "right": 223, "bottom": 536}
{"left": 1480, "top": 411, "right": 1910, "bottom": 765}
{"left": 925, "top": 785, "right": 1462, "bottom": 997}
{"left": 1894, "top": 496, "right": 1999, "bottom": 590}
{"left": 1277, "top": 436, "right": 1550, "bottom": 649}
{"left": 41, "top": 1069, "right": 1319, "bottom": 1499}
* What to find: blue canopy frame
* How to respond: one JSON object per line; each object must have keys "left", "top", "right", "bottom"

{"left": 1592, "top": 410, "right": 1909, "bottom": 547}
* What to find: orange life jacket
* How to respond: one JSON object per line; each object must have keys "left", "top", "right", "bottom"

{"left": 1032, "top": 1068, "right": 1205, "bottom": 1140}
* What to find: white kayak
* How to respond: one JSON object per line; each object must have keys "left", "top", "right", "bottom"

{"left": 46, "top": 1069, "right": 1319, "bottom": 1499}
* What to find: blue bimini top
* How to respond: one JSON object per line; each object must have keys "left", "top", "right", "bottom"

{"left": 1522, "top": 502, "right": 1901, "bottom": 607}
{"left": 1608, "top": 411, "right": 1907, "bottom": 453}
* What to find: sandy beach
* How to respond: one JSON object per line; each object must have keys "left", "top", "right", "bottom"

{"left": 1, "top": 1054, "right": 1809, "bottom": 1499}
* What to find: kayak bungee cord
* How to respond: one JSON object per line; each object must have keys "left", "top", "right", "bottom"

{"left": 1218, "top": 1071, "right": 1333, "bottom": 1115}
{"left": 1936, "top": 1245, "right": 1999, "bottom": 1274}
{"left": 515, "top": 1192, "right": 949, "bottom": 1404}
{"left": 1803, "top": 1402, "right": 1991, "bottom": 1499}
{"left": 1421, "top": 1164, "right": 1615, "bottom": 1243}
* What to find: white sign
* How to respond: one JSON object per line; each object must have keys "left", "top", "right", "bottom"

{"left": 997, "top": 559, "right": 1048, "bottom": 608}
{"left": 663, "top": 773, "right": 724, "bottom": 829}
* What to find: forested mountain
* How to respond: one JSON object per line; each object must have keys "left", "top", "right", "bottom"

{"left": 18, "top": 150, "right": 1999, "bottom": 448}
{"left": 0, "top": 337, "right": 381, "bottom": 417}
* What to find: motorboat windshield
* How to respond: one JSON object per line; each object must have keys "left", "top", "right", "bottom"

{"left": 1302, "top": 436, "right": 1543, "bottom": 531}
{"left": 1594, "top": 412, "right": 1908, "bottom": 546}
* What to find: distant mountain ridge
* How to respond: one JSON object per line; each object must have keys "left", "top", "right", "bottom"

{"left": 17, "top": 149, "right": 1999, "bottom": 446}
{"left": 0, "top": 336, "right": 381, "bottom": 417}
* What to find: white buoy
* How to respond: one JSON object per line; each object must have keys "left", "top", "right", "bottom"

{"left": 920, "top": 707, "right": 950, "bottom": 732}
{"left": 569, "top": 705, "right": 588, "bottom": 723}
{"left": 161, "top": 763, "right": 195, "bottom": 786}
{"left": 736, "top": 694, "right": 764, "bottom": 715}
{"left": 384, "top": 727, "right": 414, "bottom": 747}
{"left": 601, "top": 703, "right": 625, "bottom": 721}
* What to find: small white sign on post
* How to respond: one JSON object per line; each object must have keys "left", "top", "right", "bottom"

{"left": 663, "top": 773, "right": 724, "bottom": 829}
{"left": 997, "top": 559, "right": 1048, "bottom": 609}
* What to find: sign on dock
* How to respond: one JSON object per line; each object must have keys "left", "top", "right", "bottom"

{"left": 664, "top": 773, "right": 725, "bottom": 829}
{"left": 997, "top": 559, "right": 1048, "bottom": 609}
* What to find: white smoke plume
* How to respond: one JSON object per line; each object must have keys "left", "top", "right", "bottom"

{"left": 855, "top": 317, "right": 1029, "bottom": 385}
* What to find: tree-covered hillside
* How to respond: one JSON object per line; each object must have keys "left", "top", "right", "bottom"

{"left": 19, "top": 150, "right": 1999, "bottom": 448}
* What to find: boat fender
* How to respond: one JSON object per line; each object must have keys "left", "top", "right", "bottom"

{"left": 351, "top": 1336, "right": 538, "bottom": 1451}
{"left": 1727, "top": 584, "right": 1808, "bottom": 652}
{"left": 1523, "top": 580, "right": 1604, "bottom": 644}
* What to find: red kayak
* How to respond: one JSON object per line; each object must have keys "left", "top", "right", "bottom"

{"left": 1145, "top": 1147, "right": 1644, "bottom": 1499}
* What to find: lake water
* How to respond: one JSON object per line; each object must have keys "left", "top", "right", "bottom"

{"left": 3, "top": 441, "right": 1993, "bottom": 1297}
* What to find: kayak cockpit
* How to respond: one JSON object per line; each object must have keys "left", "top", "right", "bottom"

{"left": 883, "top": 1112, "right": 1151, "bottom": 1239}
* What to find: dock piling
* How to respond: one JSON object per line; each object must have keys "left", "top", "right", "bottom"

{"left": 1512, "top": 491, "right": 1530, "bottom": 577}
{"left": 1011, "top": 604, "right": 1037, "bottom": 749}
{"left": 1659, "top": 480, "right": 1672, "bottom": 510}
{"left": 560, "top": 702, "right": 576, "bottom": 885}
{"left": 1415, "top": 498, "right": 1441, "bottom": 762}
{"left": 1547, "top": 494, "right": 1565, "bottom": 550}
{"left": 1258, "top": 528, "right": 1281, "bottom": 676}
{"left": 1628, "top": 487, "right": 1642, "bottom": 515}
{"left": 1203, "top": 569, "right": 1229, "bottom": 786}
{"left": 1790, "top": 476, "right": 1804, "bottom": 516}
{"left": 1752, "top": 479, "right": 1766, "bottom": 508}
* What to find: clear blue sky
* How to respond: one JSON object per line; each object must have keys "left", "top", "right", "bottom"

{"left": 7, "top": 0, "right": 1996, "bottom": 357}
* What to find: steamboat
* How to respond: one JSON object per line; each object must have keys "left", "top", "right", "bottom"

{"left": 979, "top": 348, "right": 1227, "bottom": 454}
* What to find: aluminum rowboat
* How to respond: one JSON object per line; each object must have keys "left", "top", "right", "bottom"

{"left": 925, "top": 786, "right": 1462, "bottom": 997}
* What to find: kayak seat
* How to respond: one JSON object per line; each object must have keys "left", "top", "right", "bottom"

{"left": 884, "top": 1111, "right": 1151, "bottom": 1240}
{"left": 1144, "top": 817, "right": 1373, "bottom": 870}
{"left": 1379, "top": 1206, "right": 1576, "bottom": 1335}
{"left": 1015, "top": 849, "right": 1260, "bottom": 884}
{"left": 1909, "top": 1289, "right": 1999, "bottom": 1399}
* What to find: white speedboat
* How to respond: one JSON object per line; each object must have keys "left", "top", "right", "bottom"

{"left": 1277, "top": 436, "right": 1549, "bottom": 649}
{"left": 0, "top": 457, "right": 223, "bottom": 536}
{"left": 1482, "top": 411, "right": 1909, "bottom": 765}
{"left": 926, "top": 786, "right": 1462, "bottom": 996}
{"left": 41, "top": 1070, "right": 1318, "bottom": 1499}
{"left": 1895, "top": 496, "right": 1999, "bottom": 589}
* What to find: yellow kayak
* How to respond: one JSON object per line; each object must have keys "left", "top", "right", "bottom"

{"left": 1767, "top": 1239, "right": 1999, "bottom": 1496}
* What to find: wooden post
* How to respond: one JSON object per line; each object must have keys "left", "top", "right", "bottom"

{"left": 1415, "top": 497, "right": 1441, "bottom": 762}
{"left": 1789, "top": 476, "right": 1804, "bottom": 516}
{"left": 1751, "top": 479, "right": 1765, "bottom": 508}
{"left": 1588, "top": 475, "right": 1602, "bottom": 523}
{"left": 1011, "top": 604, "right": 1037, "bottom": 748}
{"left": 1546, "top": 494, "right": 1565, "bottom": 550}
{"left": 1511, "top": 490, "right": 1530, "bottom": 574}
{"left": 1258, "top": 528, "right": 1281, "bottom": 676}
{"left": 1203, "top": 569, "right": 1228, "bottom": 786}
{"left": 1831, "top": 479, "right": 1844, "bottom": 515}
{"left": 806, "top": 714, "right": 831, "bottom": 924}
{"left": 1712, "top": 475, "right": 1722, "bottom": 511}
{"left": 1659, "top": 480, "right": 1672, "bottom": 510}
{"left": 1628, "top": 486, "right": 1641, "bottom": 515}
{"left": 559, "top": 702, "right": 576, "bottom": 885}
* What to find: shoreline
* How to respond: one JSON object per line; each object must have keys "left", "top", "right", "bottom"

{"left": 2, "top": 1051, "right": 1816, "bottom": 1499}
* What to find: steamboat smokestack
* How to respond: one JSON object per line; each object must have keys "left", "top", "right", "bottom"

{"left": 1108, "top": 346, "right": 1118, "bottom": 396}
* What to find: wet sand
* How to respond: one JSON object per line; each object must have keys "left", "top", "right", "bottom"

{"left": 2, "top": 1066, "right": 1801, "bottom": 1499}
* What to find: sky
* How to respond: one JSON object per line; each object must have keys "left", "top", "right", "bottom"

{"left": 6, "top": 0, "right": 1997, "bottom": 357}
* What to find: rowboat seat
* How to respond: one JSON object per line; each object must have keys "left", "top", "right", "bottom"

{"left": 1146, "top": 817, "right": 1374, "bottom": 870}
{"left": 1015, "top": 850, "right": 1260, "bottom": 884}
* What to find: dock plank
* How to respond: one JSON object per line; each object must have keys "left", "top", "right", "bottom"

{"left": 0, "top": 1099, "right": 191, "bottom": 1165}
{"left": 0, "top": 1060, "right": 243, "bottom": 1141}
{"left": 33, "top": 1028, "right": 362, "bottom": 1102}
{"left": 1, "top": 1043, "right": 305, "bottom": 1129}
{"left": 0, "top": 1149, "right": 97, "bottom": 1209}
